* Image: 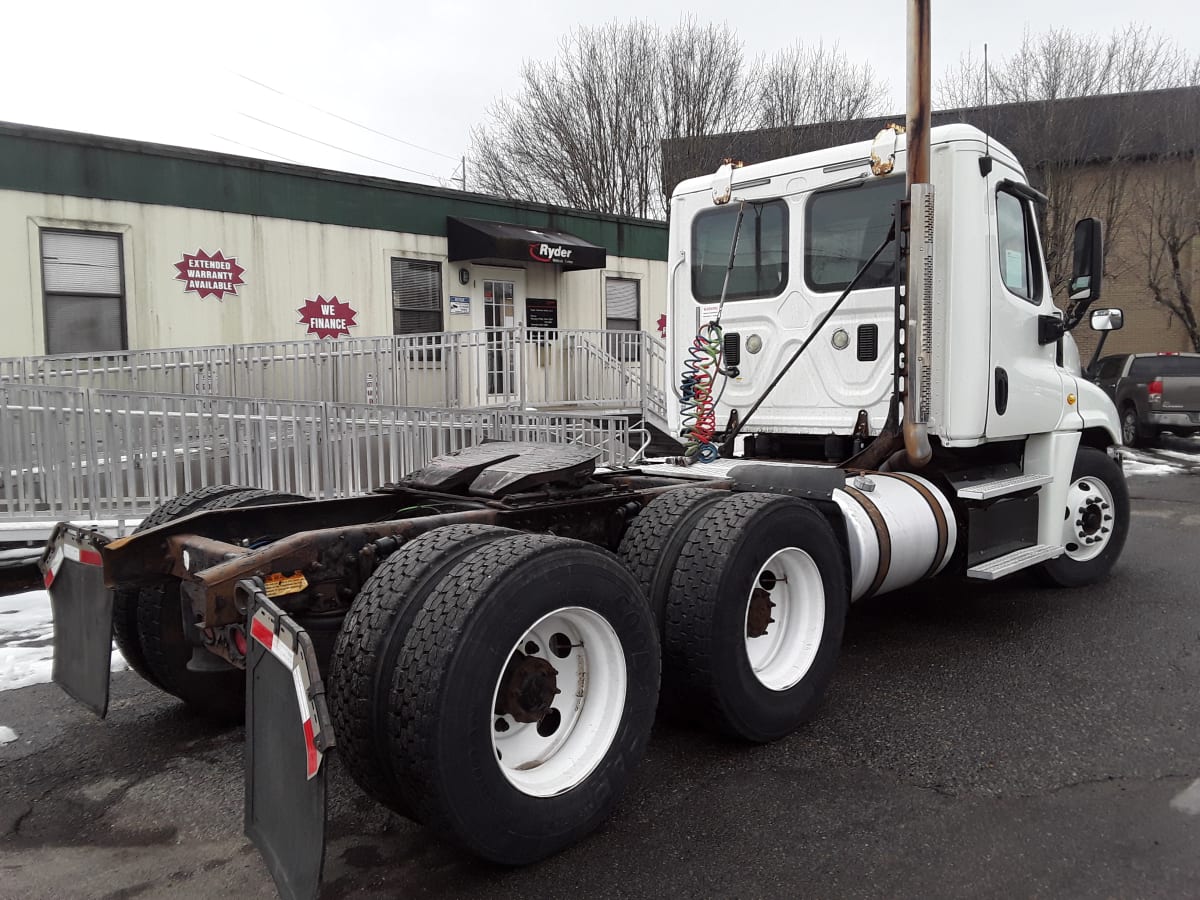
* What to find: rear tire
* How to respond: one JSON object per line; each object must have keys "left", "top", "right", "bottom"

{"left": 112, "top": 485, "right": 249, "bottom": 689}
{"left": 1038, "top": 446, "right": 1129, "bottom": 588}
{"left": 327, "top": 524, "right": 516, "bottom": 815}
{"left": 664, "top": 492, "right": 848, "bottom": 743}
{"left": 1121, "top": 406, "right": 1150, "bottom": 448}
{"left": 386, "top": 534, "right": 659, "bottom": 864}
{"left": 616, "top": 486, "right": 728, "bottom": 635}
{"left": 134, "top": 488, "right": 309, "bottom": 720}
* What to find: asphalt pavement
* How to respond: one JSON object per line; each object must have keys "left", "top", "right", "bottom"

{"left": 1, "top": 469, "right": 1198, "bottom": 900}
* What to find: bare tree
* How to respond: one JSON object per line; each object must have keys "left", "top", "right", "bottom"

{"left": 936, "top": 24, "right": 1199, "bottom": 299}
{"left": 470, "top": 19, "right": 747, "bottom": 219}
{"left": 753, "top": 41, "right": 887, "bottom": 130}
{"left": 470, "top": 22, "right": 885, "bottom": 218}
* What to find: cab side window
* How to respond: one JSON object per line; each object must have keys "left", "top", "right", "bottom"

{"left": 996, "top": 190, "right": 1043, "bottom": 304}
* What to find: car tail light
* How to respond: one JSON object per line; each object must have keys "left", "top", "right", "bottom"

{"left": 1157, "top": 351, "right": 1180, "bottom": 356}
{"left": 1148, "top": 378, "right": 1164, "bottom": 404}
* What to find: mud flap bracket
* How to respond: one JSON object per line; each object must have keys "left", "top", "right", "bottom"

{"left": 242, "top": 579, "right": 336, "bottom": 900}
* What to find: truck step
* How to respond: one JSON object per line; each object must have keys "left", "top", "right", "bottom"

{"left": 967, "top": 544, "right": 1063, "bottom": 580}
{"left": 956, "top": 473, "right": 1052, "bottom": 501}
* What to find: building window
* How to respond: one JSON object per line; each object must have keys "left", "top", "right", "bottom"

{"left": 41, "top": 230, "right": 125, "bottom": 355}
{"left": 996, "top": 190, "right": 1044, "bottom": 304}
{"left": 605, "top": 278, "right": 641, "bottom": 361}
{"left": 804, "top": 178, "right": 904, "bottom": 293}
{"left": 692, "top": 201, "right": 789, "bottom": 302}
{"left": 391, "top": 258, "right": 443, "bottom": 334}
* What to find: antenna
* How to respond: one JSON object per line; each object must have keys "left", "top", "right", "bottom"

{"left": 980, "top": 43, "right": 994, "bottom": 176}
{"left": 984, "top": 43, "right": 990, "bottom": 155}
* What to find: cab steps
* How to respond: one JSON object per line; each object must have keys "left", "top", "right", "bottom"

{"left": 967, "top": 544, "right": 1063, "bottom": 580}
{"left": 956, "top": 473, "right": 1052, "bottom": 501}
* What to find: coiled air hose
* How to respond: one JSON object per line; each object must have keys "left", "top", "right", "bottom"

{"left": 680, "top": 322, "right": 724, "bottom": 462}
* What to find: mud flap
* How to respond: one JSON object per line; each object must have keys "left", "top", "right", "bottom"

{"left": 242, "top": 580, "right": 335, "bottom": 900}
{"left": 42, "top": 524, "right": 114, "bottom": 717}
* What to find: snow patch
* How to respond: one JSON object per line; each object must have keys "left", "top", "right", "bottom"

{"left": 0, "top": 725, "right": 17, "bottom": 744}
{"left": 0, "top": 589, "right": 128, "bottom": 692}
{"left": 1123, "top": 460, "right": 1180, "bottom": 477}
{"left": 1171, "top": 779, "right": 1200, "bottom": 815}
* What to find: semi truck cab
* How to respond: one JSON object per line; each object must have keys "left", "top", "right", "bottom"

{"left": 666, "top": 124, "right": 1120, "bottom": 454}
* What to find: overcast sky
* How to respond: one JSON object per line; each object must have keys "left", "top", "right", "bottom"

{"left": 3, "top": 1, "right": 1195, "bottom": 189}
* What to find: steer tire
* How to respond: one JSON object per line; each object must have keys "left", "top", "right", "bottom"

{"left": 327, "top": 524, "right": 516, "bottom": 816}
{"left": 135, "top": 488, "right": 309, "bottom": 721}
{"left": 386, "top": 534, "right": 659, "bottom": 865}
{"left": 1037, "top": 446, "right": 1130, "bottom": 588}
{"left": 616, "top": 486, "right": 729, "bottom": 635}
{"left": 664, "top": 492, "right": 848, "bottom": 743}
{"left": 112, "top": 485, "right": 249, "bottom": 689}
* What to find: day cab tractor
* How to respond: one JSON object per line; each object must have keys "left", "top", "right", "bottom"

{"left": 40, "top": 5, "right": 1129, "bottom": 897}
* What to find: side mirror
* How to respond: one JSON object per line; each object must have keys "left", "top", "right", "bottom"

{"left": 1069, "top": 218, "right": 1104, "bottom": 304}
{"left": 1090, "top": 308, "right": 1124, "bottom": 331}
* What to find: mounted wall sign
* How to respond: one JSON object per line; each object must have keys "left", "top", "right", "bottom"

{"left": 297, "top": 295, "right": 358, "bottom": 340}
{"left": 174, "top": 249, "right": 246, "bottom": 300}
{"left": 526, "top": 298, "right": 559, "bottom": 330}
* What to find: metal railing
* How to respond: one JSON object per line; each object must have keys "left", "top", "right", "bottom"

{"left": 0, "top": 329, "right": 669, "bottom": 421}
{"left": 0, "top": 384, "right": 634, "bottom": 523}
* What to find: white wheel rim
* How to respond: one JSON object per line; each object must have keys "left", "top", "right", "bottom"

{"left": 489, "top": 606, "right": 627, "bottom": 797}
{"left": 1062, "top": 476, "right": 1117, "bottom": 562}
{"left": 743, "top": 547, "right": 825, "bottom": 691}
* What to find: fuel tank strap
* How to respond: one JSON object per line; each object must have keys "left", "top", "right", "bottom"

{"left": 843, "top": 486, "right": 891, "bottom": 598}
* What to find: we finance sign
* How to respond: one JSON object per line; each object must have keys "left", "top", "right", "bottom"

{"left": 174, "top": 249, "right": 246, "bottom": 300}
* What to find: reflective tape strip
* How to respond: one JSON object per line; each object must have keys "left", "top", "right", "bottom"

{"left": 302, "top": 717, "right": 320, "bottom": 780}
{"left": 44, "top": 547, "right": 64, "bottom": 588}
{"left": 250, "top": 616, "right": 295, "bottom": 670}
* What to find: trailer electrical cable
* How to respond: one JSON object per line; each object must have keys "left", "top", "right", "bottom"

{"left": 679, "top": 201, "right": 747, "bottom": 462}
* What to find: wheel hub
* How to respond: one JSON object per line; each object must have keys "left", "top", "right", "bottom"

{"left": 747, "top": 586, "right": 777, "bottom": 638}
{"left": 497, "top": 653, "right": 560, "bottom": 723}
{"left": 1063, "top": 477, "right": 1116, "bottom": 561}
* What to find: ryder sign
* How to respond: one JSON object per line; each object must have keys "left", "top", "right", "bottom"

{"left": 528, "top": 242, "right": 574, "bottom": 263}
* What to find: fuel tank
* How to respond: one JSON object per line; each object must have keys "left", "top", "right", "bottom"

{"left": 832, "top": 471, "right": 956, "bottom": 600}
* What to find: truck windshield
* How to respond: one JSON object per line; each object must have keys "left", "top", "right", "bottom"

{"left": 691, "top": 200, "right": 789, "bottom": 303}
{"left": 1129, "top": 356, "right": 1200, "bottom": 377}
{"left": 805, "top": 178, "right": 904, "bottom": 293}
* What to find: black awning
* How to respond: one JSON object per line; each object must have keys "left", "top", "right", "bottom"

{"left": 447, "top": 217, "right": 607, "bottom": 270}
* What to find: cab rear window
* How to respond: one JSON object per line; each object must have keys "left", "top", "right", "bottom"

{"left": 691, "top": 201, "right": 789, "bottom": 302}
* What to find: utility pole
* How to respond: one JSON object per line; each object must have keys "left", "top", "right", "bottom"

{"left": 460, "top": 155, "right": 466, "bottom": 192}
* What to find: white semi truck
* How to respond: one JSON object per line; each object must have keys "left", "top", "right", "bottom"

{"left": 40, "top": 4, "right": 1129, "bottom": 897}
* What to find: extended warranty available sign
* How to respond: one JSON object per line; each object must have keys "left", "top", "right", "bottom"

{"left": 174, "top": 249, "right": 246, "bottom": 300}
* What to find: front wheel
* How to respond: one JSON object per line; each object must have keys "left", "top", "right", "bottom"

{"left": 1038, "top": 446, "right": 1130, "bottom": 588}
{"left": 386, "top": 534, "right": 659, "bottom": 865}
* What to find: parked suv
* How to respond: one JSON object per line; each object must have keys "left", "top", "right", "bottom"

{"left": 1089, "top": 352, "right": 1200, "bottom": 447}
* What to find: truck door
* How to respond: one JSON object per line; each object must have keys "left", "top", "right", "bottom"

{"left": 985, "top": 175, "right": 1070, "bottom": 439}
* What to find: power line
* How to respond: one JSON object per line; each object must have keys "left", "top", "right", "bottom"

{"left": 236, "top": 112, "right": 445, "bottom": 181}
{"left": 236, "top": 73, "right": 460, "bottom": 162}
{"left": 210, "top": 133, "right": 300, "bottom": 164}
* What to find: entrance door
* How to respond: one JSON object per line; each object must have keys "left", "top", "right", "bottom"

{"left": 484, "top": 278, "right": 518, "bottom": 399}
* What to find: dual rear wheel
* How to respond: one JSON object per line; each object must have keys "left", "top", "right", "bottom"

{"left": 328, "top": 529, "right": 659, "bottom": 864}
